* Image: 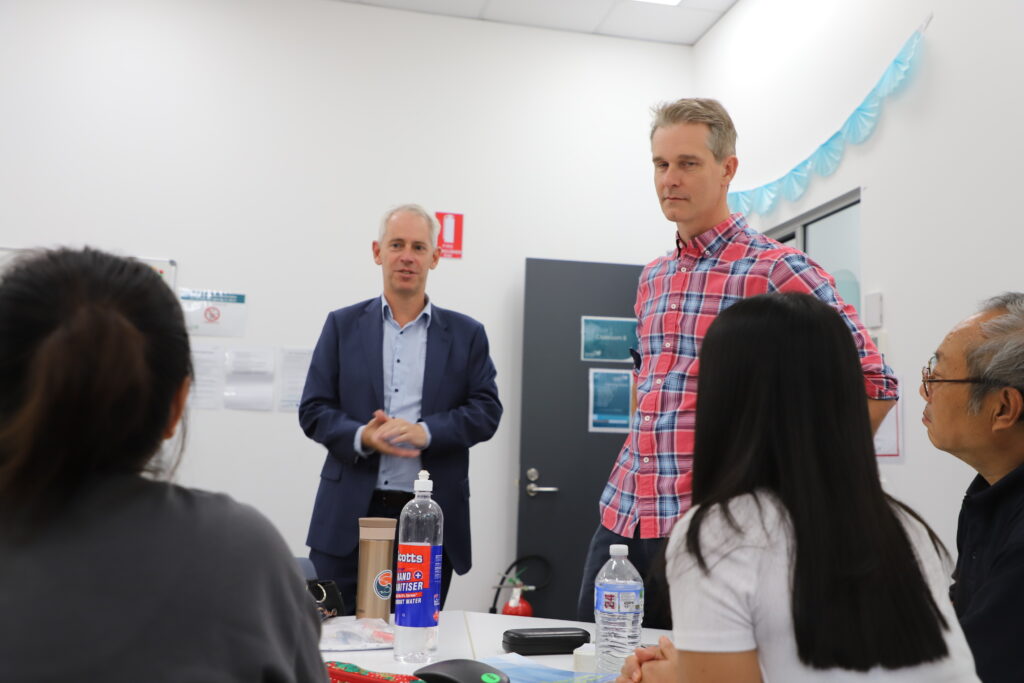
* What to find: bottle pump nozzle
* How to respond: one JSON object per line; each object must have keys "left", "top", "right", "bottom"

{"left": 414, "top": 469, "right": 433, "bottom": 492}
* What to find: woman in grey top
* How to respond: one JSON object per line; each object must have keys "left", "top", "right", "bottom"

{"left": 0, "top": 248, "right": 327, "bottom": 682}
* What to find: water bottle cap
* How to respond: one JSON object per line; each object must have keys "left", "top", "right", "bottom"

{"left": 609, "top": 544, "right": 628, "bottom": 557}
{"left": 413, "top": 469, "right": 433, "bottom": 492}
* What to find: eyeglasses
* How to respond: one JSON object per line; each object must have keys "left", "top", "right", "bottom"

{"left": 920, "top": 355, "right": 990, "bottom": 399}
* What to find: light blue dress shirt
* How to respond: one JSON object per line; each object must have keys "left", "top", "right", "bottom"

{"left": 353, "top": 296, "right": 433, "bottom": 492}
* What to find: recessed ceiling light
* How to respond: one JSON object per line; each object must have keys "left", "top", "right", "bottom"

{"left": 631, "top": 0, "right": 683, "bottom": 6}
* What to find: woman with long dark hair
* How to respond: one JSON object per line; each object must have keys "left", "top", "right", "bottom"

{"left": 0, "top": 248, "right": 326, "bottom": 681}
{"left": 620, "top": 293, "right": 977, "bottom": 682}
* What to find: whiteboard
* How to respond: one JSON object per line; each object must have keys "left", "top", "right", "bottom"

{"left": 0, "top": 247, "right": 177, "bottom": 289}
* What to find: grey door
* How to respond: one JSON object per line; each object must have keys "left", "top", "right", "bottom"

{"left": 516, "top": 257, "right": 643, "bottom": 619}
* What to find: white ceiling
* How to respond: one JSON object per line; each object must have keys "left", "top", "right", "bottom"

{"left": 335, "top": 0, "right": 740, "bottom": 45}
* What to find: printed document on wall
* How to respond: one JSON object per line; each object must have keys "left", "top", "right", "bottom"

{"left": 581, "top": 316, "right": 637, "bottom": 362}
{"left": 224, "top": 347, "right": 275, "bottom": 411}
{"left": 589, "top": 368, "right": 634, "bottom": 433}
{"left": 190, "top": 344, "right": 226, "bottom": 410}
{"left": 874, "top": 398, "right": 902, "bottom": 461}
{"left": 278, "top": 348, "right": 313, "bottom": 411}
{"left": 180, "top": 288, "right": 247, "bottom": 337}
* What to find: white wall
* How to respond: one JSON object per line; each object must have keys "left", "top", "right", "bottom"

{"left": 5, "top": 0, "right": 1018, "bottom": 609}
{"left": 0, "top": 0, "right": 691, "bottom": 610}
{"left": 694, "top": 0, "right": 1024, "bottom": 549}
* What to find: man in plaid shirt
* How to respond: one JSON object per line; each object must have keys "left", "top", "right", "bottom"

{"left": 576, "top": 98, "right": 899, "bottom": 624}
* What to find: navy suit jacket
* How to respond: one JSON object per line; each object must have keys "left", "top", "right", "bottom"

{"left": 299, "top": 298, "right": 502, "bottom": 575}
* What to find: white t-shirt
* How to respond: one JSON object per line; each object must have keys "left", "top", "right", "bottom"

{"left": 666, "top": 492, "right": 979, "bottom": 682}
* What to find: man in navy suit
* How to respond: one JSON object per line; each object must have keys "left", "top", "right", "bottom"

{"left": 299, "top": 204, "right": 502, "bottom": 612}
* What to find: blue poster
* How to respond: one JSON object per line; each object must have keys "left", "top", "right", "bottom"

{"left": 589, "top": 369, "right": 633, "bottom": 433}
{"left": 581, "top": 316, "right": 637, "bottom": 362}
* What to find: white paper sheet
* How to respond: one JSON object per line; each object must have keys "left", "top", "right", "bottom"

{"left": 223, "top": 347, "right": 275, "bottom": 411}
{"left": 180, "top": 288, "right": 248, "bottom": 338}
{"left": 190, "top": 344, "right": 226, "bottom": 410}
{"left": 278, "top": 348, "right": 313, "bottom": 411}
{"left": 223, "top": 380, "right": 274, "bottom": 411}
{"left": 874, "top": 398, "right": 901, "bottom": 460}
{"left": 225, "top": 348, "right": 275, "bottom": 375}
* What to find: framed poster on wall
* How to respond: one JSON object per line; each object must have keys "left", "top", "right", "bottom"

{"left": 580, "top": 316, "right": 637, "bottom": 362}
{"left": 588, "top": 368, "right": 634, "bottom": 433}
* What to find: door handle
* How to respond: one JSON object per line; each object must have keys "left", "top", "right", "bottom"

{"left": 525, "top": 482, "right": 559, "bottom": 497}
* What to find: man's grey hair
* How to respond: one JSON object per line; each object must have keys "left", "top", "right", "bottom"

{"left": 649, "top": 97, "right": 737, "bottom": 162}
{"left": 378, "top": 203, "right": 439, "bottom": 246}
{"left": 966, "top": 292, "right": 1024, "bottom": 414}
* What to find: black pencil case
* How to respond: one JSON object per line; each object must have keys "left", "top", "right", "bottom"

{"left": 501, "top": 627, "right": 591, "bottom": 655}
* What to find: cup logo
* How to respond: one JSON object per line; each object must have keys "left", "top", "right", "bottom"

{"left": 374, "top": 569, "right": 392, "bottom": 600}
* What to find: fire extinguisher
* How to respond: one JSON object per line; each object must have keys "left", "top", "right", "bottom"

{"left": 488, "top": 555, "right": 550, "bottom": 616}
{"left": 501, "top": 581, "right": 534, "bottom": 616}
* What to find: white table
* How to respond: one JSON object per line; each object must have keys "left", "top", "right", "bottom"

{"left": 322, "top": 610, "right": 670, "bottom": 675}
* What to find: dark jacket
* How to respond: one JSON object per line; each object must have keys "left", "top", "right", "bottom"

{"left": 952, "top": 462, "right": 1024, "bottom": 682}
{"left": 299, "top": 298, "right": 502, "bottom": 574}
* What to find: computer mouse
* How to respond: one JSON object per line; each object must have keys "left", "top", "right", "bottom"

{"left": 413, "top": 659, "right": 510, "bottom": 683}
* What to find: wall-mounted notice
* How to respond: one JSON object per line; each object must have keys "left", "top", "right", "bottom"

{"left": 581, "top": 316, "right": 637, "bottom": 363}
{"left": 180, "top": 288, "right": 247, "bottom": 337}
{"left": 875, "top": 398, "right": 902, "bottom": 461}
{"left": 278, "top": 347, "right": 313, "bottom": 411}
{"left": 139, "top": 257, "right": 177, "bottom": 290}
{"left": 190, "top": 344, "right": 226, "bottom": 410}
{"left": 435, "top": 212, "right": 463, "bottom": 259}
{"left": 589, "top": 368, "right": 634, "bottom": 433}
{"left": 224, "top": 347, "right": 275, "bottom": 411}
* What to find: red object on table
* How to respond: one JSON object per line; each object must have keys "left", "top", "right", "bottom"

{"left": 326, "top": 662, "right": 423, "bottom": 683}
{"left": 501, "top": 585, "right": 533, "bottom": 616}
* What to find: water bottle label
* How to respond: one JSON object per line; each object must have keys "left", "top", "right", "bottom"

{"left": 595, "top": 585, "right": 644, "bottom": 614}
{"left": 394, "top": 543, "right": 442, "bottom": 627}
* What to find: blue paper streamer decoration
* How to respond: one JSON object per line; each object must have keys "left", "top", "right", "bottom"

{"left": 809, "top": 132, "right": 845, "bottom": 177}
{"left": 840, "top": 95, "right": 881, "bottom": 145}
{"left": 780, "top": 160, "right": 810, "bottom": 202}
{"left": 728, "top": 27, "right": 925, "bottom": 216}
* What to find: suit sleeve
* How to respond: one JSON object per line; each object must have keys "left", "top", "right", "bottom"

{"left": 420, "top": 323, "right": 502, "bottom": 453}
{"left": 298, "top": 313, "right": 365, "bottom": 465}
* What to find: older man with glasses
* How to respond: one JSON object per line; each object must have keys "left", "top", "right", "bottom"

{"left": 920, "top": 292, "right": 1024, "bottom": 683}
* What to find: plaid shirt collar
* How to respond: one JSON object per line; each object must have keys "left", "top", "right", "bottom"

{"left": 674, "top": 213, "right": 747, "bottom": 260}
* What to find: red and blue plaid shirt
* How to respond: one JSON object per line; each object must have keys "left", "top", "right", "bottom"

{"left": 599, "top": 213, "right": 899, "bottom": 539}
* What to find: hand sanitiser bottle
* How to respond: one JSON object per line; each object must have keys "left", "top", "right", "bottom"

{"left": 393, "top": 470, "right": 443, "bottom": 663}
{"left": 594, "top": 544, "right": 644, "bottom": 674}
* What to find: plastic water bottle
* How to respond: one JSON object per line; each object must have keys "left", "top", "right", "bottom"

{"left": 594, "top": 544, "right": 644, "bottom": 674}
{"left": 393, "top": 470, "right": 444, "bottom": 663}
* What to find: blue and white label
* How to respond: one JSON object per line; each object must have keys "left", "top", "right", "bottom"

{"left": 595, "top": 586, "right": 644, "bottom": 614}
{"left": 178, "top": 287, "right": 248, "bottom": 338}
{"left": 394, "top": 543, "right": 442, "bottom": 627}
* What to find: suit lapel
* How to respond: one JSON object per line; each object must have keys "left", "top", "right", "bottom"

{"left": 422, "top": 306, "right": 451, "bottom": 416}
{"left": 357, "top": 299, "right": 385, "bottom": 410}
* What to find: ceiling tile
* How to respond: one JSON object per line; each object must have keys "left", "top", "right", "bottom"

{"left": 681, "top": 0, "right": 739, "bottom": 13}
{"left": 352, "top": 0, "right": 488, "bottom": 20}
{"left": 598, "top": 4, "right": 720, "bottom": 44}
{"left": 483, "top": 0, "right": 617, "bottom": 33}
{"left": 334, "top": 0, "right": 736, "bottom": 45}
